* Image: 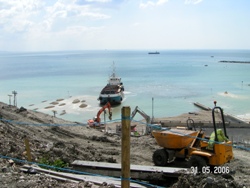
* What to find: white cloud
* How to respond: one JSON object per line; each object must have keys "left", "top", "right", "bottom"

{"left": 0, "top": 0, "right": 113, "bottom": 50}
{"left": 85, "top": 0, "right": 111, "bottom": 2}
{"left": 0, "top": 0, "right": 44, "bottom": 33}
{"left": 156, "top": 0, "right": 168, "bottom": 6}
{"left": 80, "top": 12, "right": 110, "bottom": 19}
{"left": 139, "top": 0, "right": 168, "bottom": 9}
{"left": 0, "top": 0, "right": 110, "bottom": 34}
{"left": 0, "top": 0, "right": 249, "bottom": 51}
{"left": 184, "top": 0, "right": 203, "bottom": 5}
{"left": 45, "top": 1, "right": 110, "bottom": 22}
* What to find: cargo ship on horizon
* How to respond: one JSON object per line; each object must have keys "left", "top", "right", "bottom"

{"left": 148, "top": 51, "right": 160, "bottom": 54}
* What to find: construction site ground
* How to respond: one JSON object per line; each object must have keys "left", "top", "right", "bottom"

{"left": 0, "top": 101, "right": 249, "bottom": 187}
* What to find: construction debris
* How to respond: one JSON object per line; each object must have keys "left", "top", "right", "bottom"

{"left": 0, "top": 101, "right": 249, "bottom": 187}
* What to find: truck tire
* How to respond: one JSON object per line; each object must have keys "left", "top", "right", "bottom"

{"left": 153, "top": 149, "right": 168, "bottom": 166}
{"left": 188, "top": 155, "right": 207, "bottom": 173}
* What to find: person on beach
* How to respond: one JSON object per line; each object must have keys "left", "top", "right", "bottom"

{"left": 207, "top": 129, "right": 229, "bottom": 150}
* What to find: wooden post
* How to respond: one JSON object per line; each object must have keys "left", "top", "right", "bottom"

{"left": 24, "top": 137, "right": 32, "bottom": 162}
{"left": 121, "top": 106, "right": 131, "bottom": 188}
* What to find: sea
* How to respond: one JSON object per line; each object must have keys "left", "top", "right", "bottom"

{"left": 1, "top": 50, "right": 250, "bottom": 124}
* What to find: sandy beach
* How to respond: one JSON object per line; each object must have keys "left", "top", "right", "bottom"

{"left": 29, "top": 96, "right": 250, "bottom": 142}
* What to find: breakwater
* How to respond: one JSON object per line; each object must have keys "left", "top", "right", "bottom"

{"left": 219, "top": 60, "right": 250, "bottom": 64}
{"left": 193, "top": 102, "right": 211, "bottom": 111}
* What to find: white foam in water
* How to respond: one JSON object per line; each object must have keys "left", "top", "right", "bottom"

{"left": 218, "top": 92, "right": 248, "bottom": 99}
{"left": 237, "top": 114, "right": 250, "bottom": 122}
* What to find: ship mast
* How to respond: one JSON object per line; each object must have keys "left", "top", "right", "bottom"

{"left": 111, "top": 61, "right": 116, "bottom": 78}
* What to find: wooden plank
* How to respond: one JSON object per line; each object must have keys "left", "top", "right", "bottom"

{"left": 21, "top": 165, "right": 146, "bottom": 188}
{"left": 72, "top": 160, "right": 187, "bottom": 173}
{"left": 71, "top": 160, "right": 188, "bottom": 181}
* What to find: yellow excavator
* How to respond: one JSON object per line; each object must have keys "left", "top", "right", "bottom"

{"left": 152, "top": 106, "right": 233, "bottom": 172}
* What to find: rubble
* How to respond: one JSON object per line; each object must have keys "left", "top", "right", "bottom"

{"left": 172, "top": 173, "right": 243, "bottom": 188}
{"left": 0, "top": 101, "right": 249, "bottom": 187}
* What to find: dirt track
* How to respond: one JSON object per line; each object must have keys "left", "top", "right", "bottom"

{"left": 0, "top": 102, "right": 249, "bottom": 187}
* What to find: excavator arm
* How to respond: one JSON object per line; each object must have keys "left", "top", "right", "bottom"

{"left": 131, "top": 106, "right": 151, "bottom": 124}
{"left": 95, "top": 102, "right": 112, "bottom": 123}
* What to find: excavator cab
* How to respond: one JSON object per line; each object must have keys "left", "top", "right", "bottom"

{"left": 87, "top": 102, "right": 112, "bottom": 129}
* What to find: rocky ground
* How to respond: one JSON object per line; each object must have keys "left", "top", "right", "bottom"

{"left": 0, "top": 101, "right": 249, "bottom": 187}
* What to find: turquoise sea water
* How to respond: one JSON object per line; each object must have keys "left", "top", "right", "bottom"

{"left": 1, "top": 50, "right": 250, "bottom": 123}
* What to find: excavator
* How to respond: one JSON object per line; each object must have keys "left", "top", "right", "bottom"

{"left": 116, "top": 106, "right": 160, "bottom": 135}
{"left": 87, "top": 102, "right": 112, "bottom": 129}
{"left": 152, "top": 106, "right": 233, "bottom": 172}
{"left": 131, "top": 106, "right": 161, "bottom": 135}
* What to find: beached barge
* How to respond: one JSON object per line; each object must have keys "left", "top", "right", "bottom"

{"left": 98, "top": 63, "right": 124, "bottom": 105}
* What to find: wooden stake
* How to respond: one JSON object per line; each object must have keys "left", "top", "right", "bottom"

{"left": 121, "top": 106, "right": 131, "bottom": 188}
{"left": 24, "top": 137, "right": 32, "bottom": 162}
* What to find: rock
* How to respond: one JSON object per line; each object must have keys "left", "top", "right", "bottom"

{"left": 27, "top": 167, "right": 37, "bottom": 174}
{"left": 79, "top": 103, "right": 87, "bottom": 108}
{"left": 222, "top": 173, "right": 234, "bottom": 180}
{"left": 16, "top": 106, "right": 27, "bottom": 113}
{"left": 206, "top": 176, "right": 214, "bottom": 184}
{"left": 2, "top": 166, "right": 10, "bottom": 173}
{"left": 50, "top": 101, "right": 59, "bottom": 105}
{"left": 72, "top": 99, "right": 80, "bottom": 104}
{"left": 44, "top": 106, "right": 55, "bottom": 109}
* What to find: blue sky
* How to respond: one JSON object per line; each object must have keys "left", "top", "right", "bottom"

{"left": 0, "top": 0, "right": 250, "bottom": 51}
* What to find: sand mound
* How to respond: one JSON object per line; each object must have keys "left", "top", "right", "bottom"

{"left": 50, "top": 101, "right": 59, "bottom": 105}
{"left": 44, "top": 106, "right": 55, "bottom": 109}
{"left": 60, "top": 110, "right": 66, "bottom": 115}
{"left": 79, "top": 104, "right": 87, "bottom": 108}
{"left": 72, "top": 99, "right": 80, "bottom": 104}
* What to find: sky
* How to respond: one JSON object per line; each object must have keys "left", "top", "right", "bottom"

{"left": 0, "top": 0, "right": 250, "bottom": 51}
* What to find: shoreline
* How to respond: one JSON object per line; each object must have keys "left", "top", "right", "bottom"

{"left": 155, "top": 102, "right": 250, "bottom": 128}
{"left": 24, "top": 97, "right": 250, "bottom": 127}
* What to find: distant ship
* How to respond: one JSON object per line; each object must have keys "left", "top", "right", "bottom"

{"left": 148, "top": 51, "right": 160, "bottom": 54}
{"left": 98, "top": 63, "right": 124, "bottom": 105}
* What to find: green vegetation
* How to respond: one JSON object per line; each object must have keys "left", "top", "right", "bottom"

{"left": 39, "top": 155, "right": 68, "bottom": 170}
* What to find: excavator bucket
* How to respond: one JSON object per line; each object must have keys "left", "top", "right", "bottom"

{"left": 108, "top": 112, "right": 112, "bottom": 120}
